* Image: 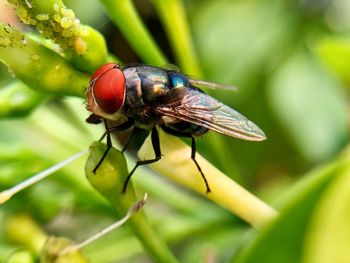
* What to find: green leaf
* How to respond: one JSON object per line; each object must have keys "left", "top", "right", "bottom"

{"left": 232, "top": 159, "right": 347, "bottom": 263}
{"left": 303, "top": 166, "right": 350, "bottom": 263}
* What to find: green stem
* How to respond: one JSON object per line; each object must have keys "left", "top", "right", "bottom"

{"left": 0, "top": 81, "right": 45, "bottom": 118}
{"left": 9, "top": 0, "right": 108, "bottom": 72}
{"left": 134, "top": 170, "right": 222, "bottom": 216}
{"left": 138, "top": 129, "right": 277, "bottom": 229}
{"left": 151, "top": 0, "right": 203, "bottom": 76}
{"left": 0, "top": 24, "right": 88, "bottom": 97}
{"left": 85, "top": 142, "right": 179, "bottom": 263}
{"left": 99, "top": 0, "right": 167, "bottom": 66}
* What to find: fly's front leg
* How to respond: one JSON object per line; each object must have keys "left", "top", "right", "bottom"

{"left": 191, "top": 136, "right": 211, "bottom": 193}
{"left": 93, "top": 120, "right": 112, "bottom": 173}
{"left": 122, "top": 127, "right": 161, "bottom": 193}
{"left": 93, "top": 119, "right": 134, "bottom": 173}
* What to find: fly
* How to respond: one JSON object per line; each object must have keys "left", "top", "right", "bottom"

{"left": 85, "top": 63, "right": 266, "bottom": 193}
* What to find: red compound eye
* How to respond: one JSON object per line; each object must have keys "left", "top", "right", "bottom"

{"left": 91, "top": 64, "right": 126, "bottom": 114}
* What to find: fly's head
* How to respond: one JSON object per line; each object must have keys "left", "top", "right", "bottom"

{"left": 86, "top": 63, "right": 127, "bottom": 123}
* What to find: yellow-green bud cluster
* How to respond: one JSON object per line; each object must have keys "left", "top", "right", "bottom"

{"left": 0, "top": 24, "right": 26, "bottom": 48}
{"left": 12, "top": 1, "right": 88, "bottom": 55}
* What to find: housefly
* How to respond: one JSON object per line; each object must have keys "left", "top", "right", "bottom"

{"left": 85, "top": 63, "right": 266, "bottom": 193}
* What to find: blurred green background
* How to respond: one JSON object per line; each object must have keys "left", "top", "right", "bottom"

{"left": 1, "top": 0, "right": 350, "bottom": 262}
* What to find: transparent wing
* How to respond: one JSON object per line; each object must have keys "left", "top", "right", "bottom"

{"left": 161, "top": 63, "right": 181, "bottom": 72}
{"left": 189, "top": 78, "right": 237, "bottom": 91}
{"left": 157, "top": 88, "right": 266, "bottom": 141}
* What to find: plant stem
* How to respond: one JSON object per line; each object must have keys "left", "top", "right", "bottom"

{"left": 138, "top": 129, "right": 278, "bottom": 229}
{"left": 0, "top": 23, "right": 88, "bottom": 97}
{"left": 0, "top": 81, "right": 44, "bottom": 118}
{"left": 151, "top": 0, "right": 203, "bottom": 76}
{"left": 99, "top": 0, "right": 167, "bottom": 66}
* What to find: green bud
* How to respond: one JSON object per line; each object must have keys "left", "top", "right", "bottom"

{"left": 4, "top": 214, "right": 47, "bottom": 253}
{"left": 40, "top": 237, "right": 88, "bottom": 263}
{"left": 85, "top": 142, "right": 179, "bottom": 263}
{"left": 7, "top": 250, "right": 35, "bottom": 263}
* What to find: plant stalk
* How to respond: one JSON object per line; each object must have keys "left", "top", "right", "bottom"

{"left": 99, "top": 0, "right": 167, "bottom": 66}
{"left": 138, "top": 129, "right": 278, "bottom": 229}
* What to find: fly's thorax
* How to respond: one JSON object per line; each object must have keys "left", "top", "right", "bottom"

{"left": 168, "top": 71, "right": 189, "bottom": 89}
{"left": 123, "top": 66, "right": 170, "bottom": 107}
{"left": 123, "top": 67, "right": 143, "bottom": 106}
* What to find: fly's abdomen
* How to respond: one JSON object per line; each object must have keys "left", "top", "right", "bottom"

{"left": 162, "top": 120, "right": 208, "bottom": 137}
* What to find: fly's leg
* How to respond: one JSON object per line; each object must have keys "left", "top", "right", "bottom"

{"left": 191, "top": 136, "right": 211, "bottom": 193}
{"left": 121, "top": 130, "right": 134, "bottom": 153}
{"left": 93, "top": 120, "right": 112, "bottom": 173}
{"left": 122, "top": 127, "right": 161, "bottom": 193}
{"left": 160, "top": 125, "right": 211, "bottom": 193}
{"left": 98, "top": 131, "right": 108, "bottom": 142}
{"left": 93, "top": 119, "right": 134, "bottom": 173}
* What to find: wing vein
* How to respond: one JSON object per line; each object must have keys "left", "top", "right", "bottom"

{"left": 157, "top": 88, "right": 266, "bottom": 141}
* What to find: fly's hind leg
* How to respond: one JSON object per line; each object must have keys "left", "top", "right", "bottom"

{"left": 160, "top": 125, "right": 211, "bottom": 193}
{"left": 122, "top": 127, "right": 161, "bottom": 193}
{"left": 190, "top": 136, "right": 211, "bottom": 193}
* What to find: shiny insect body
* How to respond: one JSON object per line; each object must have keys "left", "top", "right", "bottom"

{"left": 86, "top": 63, "right": 266, "bottom": 193}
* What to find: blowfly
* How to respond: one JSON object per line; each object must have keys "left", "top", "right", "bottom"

{"left": 85, "top": 63, "right": 266, "bottom": 193}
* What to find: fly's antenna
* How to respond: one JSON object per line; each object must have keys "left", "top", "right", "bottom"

{"left": 58, "top": 193, "right": 148, "bottom": 256}
{"left": 0, "top": 148, "right": 90, "bottom": 204}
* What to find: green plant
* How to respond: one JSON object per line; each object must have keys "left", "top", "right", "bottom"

{"left": 1, "top": 0, "right": 350, "bottom": 262}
